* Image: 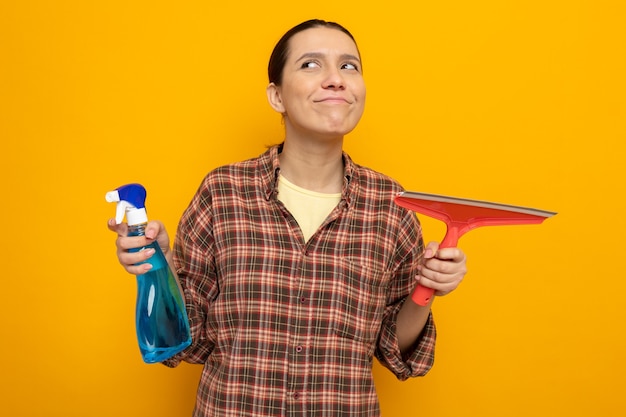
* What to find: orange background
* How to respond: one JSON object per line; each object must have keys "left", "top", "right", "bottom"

{"left": 2, "top": 1, "right": 625, "bottom": 416}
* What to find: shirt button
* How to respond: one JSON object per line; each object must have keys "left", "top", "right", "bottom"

{"left": 293, "top": 392, "right": 300, "bottom": 400}
{"left": 295, "top": 345, "right": 303, "bottom": 353}
{"left": 299, "top": 297, "right": 306, "bottom": 303}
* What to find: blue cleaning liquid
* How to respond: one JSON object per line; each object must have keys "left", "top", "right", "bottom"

{"left": 129, "top": 226, "right": 191, "bottom": 363}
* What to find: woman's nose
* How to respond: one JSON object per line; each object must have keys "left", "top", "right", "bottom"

{"left": 322, "top": 68, "right": 345, "bottom": 90}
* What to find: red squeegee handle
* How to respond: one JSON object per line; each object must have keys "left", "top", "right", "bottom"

{"left": 411, "top": 228, "right": 460, "bottom": 306}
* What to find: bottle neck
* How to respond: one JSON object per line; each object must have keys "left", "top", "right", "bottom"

{"left": 127, "top": 222, "right": 147, "bottom": 237}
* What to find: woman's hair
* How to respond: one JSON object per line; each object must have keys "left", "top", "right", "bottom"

{"left": 267, "top": 19, "right": 360, "bottom": 86}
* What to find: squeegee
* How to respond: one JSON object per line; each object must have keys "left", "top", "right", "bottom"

{"left": 395, "top": 191, "right": 556, "bottom": 306}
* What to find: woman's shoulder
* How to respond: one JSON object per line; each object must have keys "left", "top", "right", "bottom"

{"left": 198, "top": 147, "right": 275, "bottom": 192}
{"left": 350, "top": 159, "right": 404, "bottom": 194}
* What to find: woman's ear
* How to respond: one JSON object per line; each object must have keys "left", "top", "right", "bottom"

{"left": 266, "top": 83, "right": 285, "bottom": 113}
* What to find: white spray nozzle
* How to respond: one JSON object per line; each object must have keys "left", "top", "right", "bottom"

{"left": 105, "top": 190, "right": 120, "bottom": 203}
{"left": 106, "top": 184, "right": 149, "bottom": 226}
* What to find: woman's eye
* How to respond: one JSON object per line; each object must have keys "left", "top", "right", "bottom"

{"left": 302, "top": 61, "right": 320, "bottom": 69}
{"left": 342, "top": 63, "right": 359, "bottom": 71}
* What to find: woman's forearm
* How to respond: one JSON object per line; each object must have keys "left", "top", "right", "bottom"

{"left": 396, "top": 297, "right": 433, "bottom": 354}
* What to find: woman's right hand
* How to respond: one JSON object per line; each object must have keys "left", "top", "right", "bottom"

{"left": 107, "top": 219, "right": 172, "bottom": 275}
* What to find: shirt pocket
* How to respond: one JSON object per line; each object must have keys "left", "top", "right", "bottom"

{"left": 331, "top": 257, "right": 390, "bottom": 344}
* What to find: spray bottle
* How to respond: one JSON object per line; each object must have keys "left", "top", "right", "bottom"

{"left": 106, "top": 183, "right": 191, "bottom": 363}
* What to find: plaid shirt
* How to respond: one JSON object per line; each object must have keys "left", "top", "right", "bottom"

{"left": 165, "top": 145, "right": 436, "bottom": 416}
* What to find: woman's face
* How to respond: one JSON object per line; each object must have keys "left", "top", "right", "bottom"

{"left": 267, "top": 27, "right": 366, "bottom": 141}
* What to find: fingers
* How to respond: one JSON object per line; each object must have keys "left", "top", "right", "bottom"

{"left": 417, "top": 243, "right": 468, "bottom": 297}
{"left": 107, "top": 218, "right": 158, "bottom": 275}
{"left": 107, "top": 218, "right": 128, "bottom": 237}
{"left": 423, "top": 241, "right": 439, "bottom": 259}
{"left": 422, "top": 241, "right": 465, "bottom": 262}
{"left": 144, "top": 220, "right": 163, "bottom": 240}
{"left": 434, "top": 247, "right": 466, "bottom": 263}
{"left": 417, "top": 274, "right": 460, "bottom": 297}
{"left": 118, "top": 247, "right": 156, "bottom": 275}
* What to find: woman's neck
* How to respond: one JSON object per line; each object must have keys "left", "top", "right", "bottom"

{"left": 278, "top": 137, "right": 344, "bottom": 193}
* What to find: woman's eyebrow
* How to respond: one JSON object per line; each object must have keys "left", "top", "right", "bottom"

{"left": 295, "top": 52, "right": 361, "bottom": 64}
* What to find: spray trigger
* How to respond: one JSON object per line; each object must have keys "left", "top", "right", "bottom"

{"left": 105, "top": 189, "right": 136, "bottom": 224}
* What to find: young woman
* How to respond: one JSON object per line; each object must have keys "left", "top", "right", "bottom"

{"left": 108, "top": 19, "right": 467, "bottom": 417}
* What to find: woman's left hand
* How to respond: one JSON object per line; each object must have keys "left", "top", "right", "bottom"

{"left": 417, "top": 241, "right": 467, "bottom": 297}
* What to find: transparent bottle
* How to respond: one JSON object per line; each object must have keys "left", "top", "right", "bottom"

{"left": 128, "top": 222, "right": 191, "bottom": 363}
{"left": 106, "top": 184, "right": 191, "bottom": 363}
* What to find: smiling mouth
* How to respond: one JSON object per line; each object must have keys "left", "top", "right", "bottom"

{"left": 315, "top": 97, "right": 351, "bottom": 104}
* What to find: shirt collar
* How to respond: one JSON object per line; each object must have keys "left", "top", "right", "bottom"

{"left": 261, "top": 143, "right": 357, "bottom": 204}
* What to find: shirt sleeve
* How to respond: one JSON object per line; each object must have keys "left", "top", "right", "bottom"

{"left": 374, "top": 209, "right": 437, "bottom": 380}
{"left": 163, "top": 179, "right": 219, "bottom": 367}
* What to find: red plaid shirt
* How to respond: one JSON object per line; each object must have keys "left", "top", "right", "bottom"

{"left": 165, "top": 145, "right": 436, "bottom": 416}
